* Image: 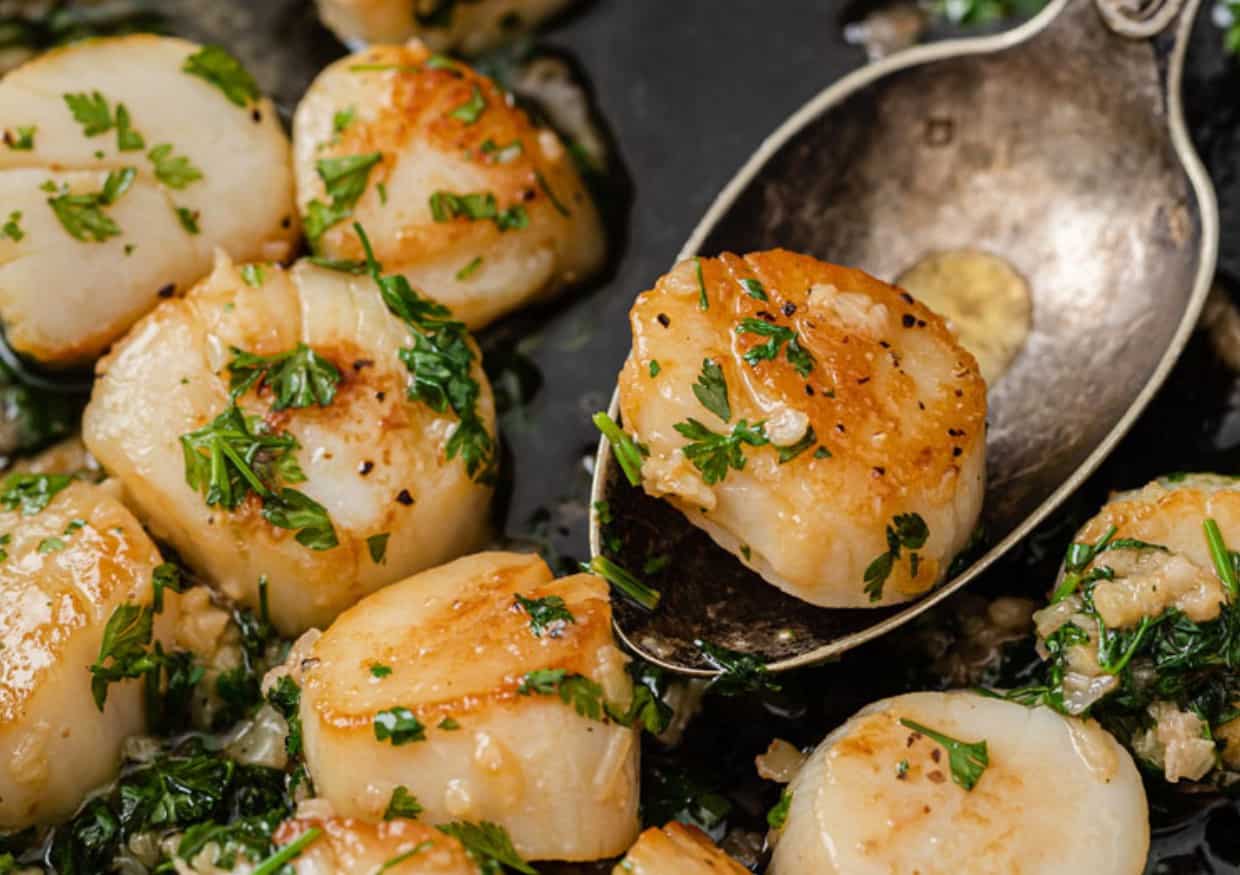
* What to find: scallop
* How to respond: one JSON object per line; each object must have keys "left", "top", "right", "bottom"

{"left": 769, "top": 691, "right": 1148, "bottom": 875}
{"left": 617, "top": 250, "right": 986, "bottom": 608}
{"left": 296, "top": 551, "right": 641, "bottom": 862}
{"left": 0, "top": 35, "right": 298, "bottom": 365}
{"left": 292, "top": 41, "right": 604, "bottom": 330}
{"left": 613, "top": 822, "right": 749, "bottom": 875}
{"left": 82, "top": 254, "right": 495, "bottom": 636}
{"left": 315, "top": 0, "right": 575, "bottom": 55}
{"left": 1031, "top": 473, "right": 1240, "bottom": 782}
{"left": 0, "top": 478, "right": 179, "bottom": 828}
{"left": 230, "top": 807, "right": 477, "bottom": 874}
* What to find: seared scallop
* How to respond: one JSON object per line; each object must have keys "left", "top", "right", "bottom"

{"left": 616, "top": 250, "right": 986, "bottom": 608}
{"left": 0, "top": 477, "right": 179, "bottom": 828}
{"left": 292, "top": 42, "right": 604, "bottom": 329}
{"left": 83, "top": 254, "right": 495, "bottom": 635}
{"left": 316, "top": 0, "right": 574, "bottom": 55}
{"left": 0, "top": 35, "right": 298, "bottom": 365}
{"left": 769, "top": 691, "right": 1148, "bottom": 875}
{"left": 1032, "top": 473, "right": 1240, "bottom": 782}
{"left": 613, "top": 823, "right": 749, "bottom": 875}
{"left": 296, "top": 551, "right": 641, "bottom": 862}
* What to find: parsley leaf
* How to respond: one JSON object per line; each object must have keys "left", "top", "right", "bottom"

{"left": 736, "top": 318, "right": 814, "bottom": 377}
{"left": 435, "top": 822, "right": 536, "bottom": 875}
{"left": 175, "top": 206, "right": 200, "bottom": 234}
{"left": 367, "top": 532, "right": 390, "bottom": 564}
{"left": 114, "top": 103, "right": 143, "bottom": 151}
{"left": 1, "top": 211, "right": 22, "bottom": 242}
{"left": 356, "top": 223, "right": 495, "bottom": 481}
{"left": 514, "top": 593, "right": 575, "bottom": 638}
{"left": 518, "top": 669, "right": 610, "bottom": 721}
{"left": 0, "top": 472, "right": 72, "bottom": 515}
{"left": 863, "top": 512, "right": 930, "bottom": 601}
{"left": 899, "top": 718, "right": 989, "bottom": 790}
{"left": 261, "top": 489, "right": 338, "bottom": 551}
{"left": 183, "top": 45, "right": 260, "bottom": 107}
{"left": 63, "top": 91, "right": 113, "bottom": 136}
{"left": 46, "top": 168, "right": 135, "bottom": 242}
{"left": 592, "top": 411, "right": 647, "bottom": 486}
{"left": 740, "top": 277, "right": 768, "bottom": 301}
{"left": 696, "top": 638, "right": 781, "bottom": 696}
{"left": 384, "top": 786, "right": 423, "bottom": 820}
{"left": 370, "top": 663, "right": 392, "bottom": 678}
{"left": 674, "top": 418, "right": 768, "bottom": 485}
{"left": 429, "top": 190, "right": 528, "bottom": 231}
{"left": 456, "top": 255, "right": 483, "bottom": 280}
{"left": 304, "top": 152, "right": 383, "bottom": 246}
{"left": 583, "top": 554, "right": 661, "bottom": 610}
{"left": 332, "top": 106, "right": 356, "bottom": 136}
{"left": 450, "top": 85, "right": 487, "bottom": 123}
{"left": 692, "top": 358, "right": 730, "bottom": 422}
{"left": 480, "top": 138, "right": 522, "bottom": 163}
{"left": 227, "top": 344, "right": 342, "bottom": 410}
{"left": 694, "top": 257, "right": 708, "bottom": 310}
{"left": 265, "top": 675, "right": 304, "bottom": 756}
{"left": 241, "top": 264, "right": 265, "bottom": 287}
{"left": 776, "top": 426, "right": 817, "bottom": 463}
{"left": 5, "top": 126, "right": 35, "bottom": 150}
{"left": 767, "top": 788, "right": 792, "bottom": 829}
{"left": 148, "top": 143, "right": 203, "bottom": 189}
{"left": 374, "top": 707, "right": 426, "bottom": 745}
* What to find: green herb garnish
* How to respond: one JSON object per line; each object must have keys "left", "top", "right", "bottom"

{"left": 227, "top": 344, "right": 342, "bottom": 410}
{"left": 692, "top": 358, "right": 730, "bottom": 422}
{"left": 514, "top": 593, "right": 575, "bottom": 638}
{"left": 384, "top": 786, "right": 423, "bottom": 820}
{"left": 374, "top": 707, "right": 426, "bottom": 745}
{"left": 148, "top": 143, "right": 203, "bottom": 189}
{"left": 863, "top": 513, "right": 929, "bottom": 602}
{"left": 305, "top": 152, "right": 383, "bottom": 245}
{"left": 183, "top": 46, "right": 261, "bottom": 107}
{"left": 674, "top": 418, "right": 768, "bottom": 485}
{"left": 583, "top": 554, "right": 661, "bottom": 610}
{"left": 435, "top": 822, "right": 536, "bottom": 875}
{"left": 0, "top": 473, "right": 72, "bottom": 515}
{"left": 736, "top": 318, "right": 814, "bottom": 377}
{"left": 592, "top": 411, "right": 647, "bottom": 486}
{"left": 899, "top": 718, "right": 989, "bottom": 791}
{"left": 450, "top": 85, "right": 487, "bottom": 123}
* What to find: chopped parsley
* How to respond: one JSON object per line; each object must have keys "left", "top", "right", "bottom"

{"left": 649, "top": 360, "right": 661, "bottom": 377}
{"left": 583, "top": 554, "right": 661, "bottom": 610}
{"left": 436, "top": 822, "right": 536, "bottom": 875}
{"left": 376, "top": 843, "right": 433, "bottom": 873}
{"left": 592, "top": 411, "right": 648, "bottom": 486}
{"left": 694, "top": 257, "right": 708, "bottom": 309}
{"left": 429, "top": 190, "right": 528, "bottom": 231}
{"left": 0, "top": 472, "right": 72, "bottom": 515}
{"left": 514, "top": 593, "right": 575, "bottom": 638}
{"left": 227, "top": 344, "right": 342, "bottom": 410}
{"left": 480, "top": 138, "right": 523, "bottom": 163}
{"left": 438, "top": 717, "right": 461, "bottom": 730}
{"left": 114, "top": 103, "right": 144, "bottom": 151}
{"left": 179, "top": 405, "right": 338, "bottom": 550}
{"left": 863, "top": 513, "right": 929, "bottom": 601}
{"left": 736, "top": 318, "right": 815, "bottom": 377}
{"left": 2, "top": 211, "right": 23, "bottom": 242}
{"left": 674, "top": 418, "right": 769, "bottom": 485}
{"left": 5, "top": 126, "right": 35, "bottom": 150}
{"left": 46, "top": 168, "right": 135, "bottom": 242}
{"left": 305, "top": 152, "right": 383, "bottom": 246}
{"left": 384, "top": 786, "right": 423, "bottom": 820}
{"left": 37, "top": 536, "right": 66, "bottom": 554}
{"left": 175, "top": 206, "right": 201, "bottom": 234}
{"left": 899, "top": 718, "right": 989, "bottom": 791}
{"left": 696, "top": 638, "right": 780, "bottom": 696}
{"left": 240, "top": 264, "right": 265, "bottom": 287}
{"left": 251, "top": 828, "right": 321, "bottom": 875}
{"left": 370, "top": 663, "right": 393, "bottom": 678}
{"left": 1205, "top": 517, "right": 1239, "bottom": 599}
{"left": 776, "top": 426, "right": 817, "bottom": 463}
{"left": 450, "top": 85, "right": 487, "bottom": 123}
{"left": 183, "top": 45, "right": 261, "bottom": 107}
{"left": 367, "top": 532, "right": 390, "bottom": 564}
{"left": 308, "top": 255, "right": 368, "bottom": 274}
{"left": 740, "top": 277, "right": 768, "bottom": 301}
{"left": 332, "top": 106, "right": 356, "bottom": 136}
{"left": 519, "top": 668, "right": 609, "bottom": 722}
{"left": 767, "top": 788, "right": 792, "bottom": 829}
{"left": 63, "top": 91, "right": 113, "bottom": 136}
{"left": 356, "top": 223, "right": 495, "bottom": 481}
{"left": 265, "top": 675, "right": 303, "bottom": 757}
{"left": 692, "top": 358, "right": 731, "bottom": 422}
{"left": 374, "top": 707, "right": 426, "bottom": 745}
{"left": 148, "top": 143, "right": 203, "bottom": 189}
{"left": 456, "top": 256, "right": 484, "bottom": 280}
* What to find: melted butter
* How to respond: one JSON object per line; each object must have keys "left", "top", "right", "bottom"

{"left": 896, "top": 249, "right": 1032, "bottom": 386}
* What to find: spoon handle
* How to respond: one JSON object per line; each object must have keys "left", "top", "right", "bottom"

{"left": 1094, "top": 0, "right": 1194, "bottom": 38}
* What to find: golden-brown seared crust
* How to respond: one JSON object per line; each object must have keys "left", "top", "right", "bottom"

{"left": 0, "top": 481, "right": 162, "bottom": 725}
{"left": 625, "top": 250, "right": 985, "bottom": 500}
{"left": 617, "top": 823, "right": 750, "bottom": 875}
{"left": 308, "top": 43, "right": 591, "bottom": 267}
{"left": 274, "top": 813, "right": 476, "bottom": 873}
{"left": 306, "top": 553, "right": 615, "bottom": 728}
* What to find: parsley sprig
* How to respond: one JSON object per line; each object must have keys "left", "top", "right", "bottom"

{"left": 435, "top": 822, "right": 536, "bottom": 875}
{"left": 674, "top": 418, "right": 769, "bottom": 485}
{"left": 355, "top": 223, "right": 495, "bottom": 481}
{"left": 514, "top": 593, "right": 575, "bottom": 638}
{"left": 863, "top": 513, "right": 929, "bottom": 601}
{"left": 898, "top": 718, "right": 990, "bottom": 791}
{"left": 305, "top": 152, "right": 383, "bottom": 246}
{"left": 0, "top": 472, "right": 72, "bottom": 515}
{"left": 736, "top": 318, "right": 815, "bottom": 377}
{"left": 592, "top": 412, "right": 648, "bottom": 486}
{"left": 183, "top": 46, "right": 260, "bottom": 108}
{"left": 692, "top": 358, "right": 730, "bottom": 422}
{"left": 179, "top": 405, "right": 339, "bottom": 550}
{"left": 228, "top": 344, "right": 342, "bottom": 410}
{"left": 45, "top": 168, "right": 135, "bottom": 242}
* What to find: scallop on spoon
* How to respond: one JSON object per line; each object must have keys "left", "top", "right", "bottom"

{"left": 589, "top": 0, "right": 1219, "bottom": 675}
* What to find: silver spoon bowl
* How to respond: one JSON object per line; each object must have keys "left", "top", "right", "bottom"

{"left": 590, "top": 0, "right": 1220, "bottom": 675}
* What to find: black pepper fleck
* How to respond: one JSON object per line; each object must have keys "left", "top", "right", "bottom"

{"left": 251, "top": 108, "right": 262, "bottom": 123}
{"left": 376, "top": 391, "right": 386, "bottom": 401}
{"left": 953, "top": 446, "right": 963, "bottom": 457}
{"left": 157, "top": 284, "right": 175, "bottom": 298}
{"left": 902, "top": 314, "right": 916, "bottom": 328}
{"left": 395, "top": 489, "right": 414, "bottom": 505}
{"left": 657, "top": 313, "right": 670, "bottom": 327}
{"left": 781, "top": 302, "right": 797, "bottom": 317}
{"left": 873, "top": 466, "right": 885, "bottom": 476}
{"left": 353, "top": 359, "right": 374, "bottom": 371}
{"left": 900, "top": 292, "right": 914, "bottom": 304}
{"left": 359, "top": 461, "right": 374, "bottom": 476}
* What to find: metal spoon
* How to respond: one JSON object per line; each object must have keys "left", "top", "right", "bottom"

{"left": 589, "top": 0, "right": 1219, "bottom": 675}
